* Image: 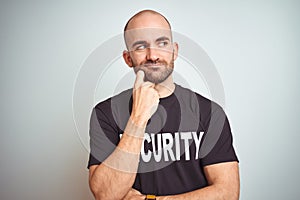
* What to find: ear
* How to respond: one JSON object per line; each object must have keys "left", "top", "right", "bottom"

{"left": 173, "top": 42, "right": 179, "bottom": 61}
{"left": 123, "top": 50, "right": 133, "bottom": 68}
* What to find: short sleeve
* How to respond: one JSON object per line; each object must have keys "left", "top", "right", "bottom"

{"left": 200, "top": 104, "right": 238, "bottom": 166}
{"left": 87, "top": 101, "right": 120, "bottom": 168}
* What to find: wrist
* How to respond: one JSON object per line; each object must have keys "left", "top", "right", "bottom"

{"left": 156, "top": 196, "right": 166, "bottom": 200}
{"left": 129, "top": 114, "right": 148, "bottom": 128}
{"left": 124, "top": 116, "right": 146, "bottom": 138}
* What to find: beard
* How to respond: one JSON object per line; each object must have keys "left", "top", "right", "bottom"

{"left": 133, "top": 56, "right": 174, "bottom": 84}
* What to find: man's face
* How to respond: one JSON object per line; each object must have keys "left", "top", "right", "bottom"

{"left": 125, "top": 28, "right": 175, "bottom": 84}
{"left": 123, "top": 13, "right": 178, "bottom": 84}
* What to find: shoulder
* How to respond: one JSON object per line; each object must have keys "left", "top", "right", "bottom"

{"left": 93, "top": 88, "right": 133, "bottom": 130}
{"left": 94, "top": 88, "right": 133, "bottom": 112}
{"left": 175, "top": 84, "right": 220, "bottom": 109}
{"left": 175, "top": 84, "right": 225, "bottom": 121}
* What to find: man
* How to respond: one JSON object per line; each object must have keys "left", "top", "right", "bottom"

{"left": 88, "top": 10, "right": 239, "bottom": 200}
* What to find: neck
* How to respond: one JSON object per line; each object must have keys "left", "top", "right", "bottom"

{"left": 154, "top": 76, "right": 175, "bottom": 98}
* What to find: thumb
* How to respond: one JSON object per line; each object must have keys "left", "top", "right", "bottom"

{"left": 134, "top": 70, "right": 145, "bottom": 89}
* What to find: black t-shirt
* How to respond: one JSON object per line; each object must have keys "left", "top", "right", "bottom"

{"left": 88, "top": 84, "right": 238, "bottom": 195}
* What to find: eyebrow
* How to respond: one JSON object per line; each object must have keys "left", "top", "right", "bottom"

{"left": 131, "top": 36, "right": 171, "bottom": 48}
{"left": 156, "top": 36, "right": 170, "bottom": 42}
{"left": 132, "top": 40, "right": 147, "bottom": 48}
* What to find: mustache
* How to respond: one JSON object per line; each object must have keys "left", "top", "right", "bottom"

{"left": 141, "top": 60, "right": 168, "bottom": 67}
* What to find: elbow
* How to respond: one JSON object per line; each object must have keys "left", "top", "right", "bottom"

{"left": 91, "top": 189, "right": 123, "bottom": 200}
{"left": 88, "top": 166, "right": 129, "bottom": 200}
{"left": 213, "top": 182, "right": 239, "bottom": 200}
{"left": 89, "top": 179, "right": 106, "bottom": 200}
{"left": 90, "top": 182, "right": 125, "bottom": 200}
{"left": 220, "top": 185, "right": 240, "bottom": 200}
{"left": 89, "top": 181, "right": 101, "bottom": 200}
{"left": 93, "top": 193, "right": 122, "bottom": 200}
{"left": 224, "top": 191, "right": 239, "bottom": 200}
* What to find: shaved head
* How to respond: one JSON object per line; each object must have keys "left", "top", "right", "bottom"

{"left": 123, "top": 10, "right": 173, "bottom": 49}
{"left": 124, "top": 10, "right": 171, "bottom": 31}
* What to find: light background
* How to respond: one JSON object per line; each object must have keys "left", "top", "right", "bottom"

{"left": 1, "top": 0, "right": 299, "bottom": 199}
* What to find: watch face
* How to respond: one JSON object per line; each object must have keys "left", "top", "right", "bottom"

{"left": 146, "top": 194, "right": 156, "bottom": 200}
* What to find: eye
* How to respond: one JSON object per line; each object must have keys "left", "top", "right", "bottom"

{"left": 157, "top": 41, "right": 169, "bottom": 47}
{"left": 135, "top": 45, "right": 146, "bottom": 50}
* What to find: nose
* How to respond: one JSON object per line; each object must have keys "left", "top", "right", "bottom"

{"left": 146, "top": 47, "right": 159, "bottom": 61}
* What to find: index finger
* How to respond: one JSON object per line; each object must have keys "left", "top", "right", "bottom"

{"left": 134, "top": 70, "right": 145, "bottom": 89}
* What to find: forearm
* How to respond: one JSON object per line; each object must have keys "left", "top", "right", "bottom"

{"left": 158, "top": 184, "right": 239, "bottom": 200}
{"left": 90, "top": 118, "right": 146, "bottom": 200}
{"left": 89, "top": 71, "right": 160, "bottom": 199}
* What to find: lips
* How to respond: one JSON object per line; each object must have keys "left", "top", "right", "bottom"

{"left": 143, "top": 63, "right": 163, "bottom": 68}
{"left": 142, "top": 62, "right": 167, "bottom": 68}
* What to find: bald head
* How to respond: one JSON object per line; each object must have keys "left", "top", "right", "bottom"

{"left": 124, "top": 10, "right": 171, "bottom": 31}
{"left": 123, "top": 10, "right": 173, "bottom": 49}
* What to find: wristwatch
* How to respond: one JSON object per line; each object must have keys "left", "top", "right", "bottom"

{"left": 145, "top": 194, "right": 156, "bottom": 200}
